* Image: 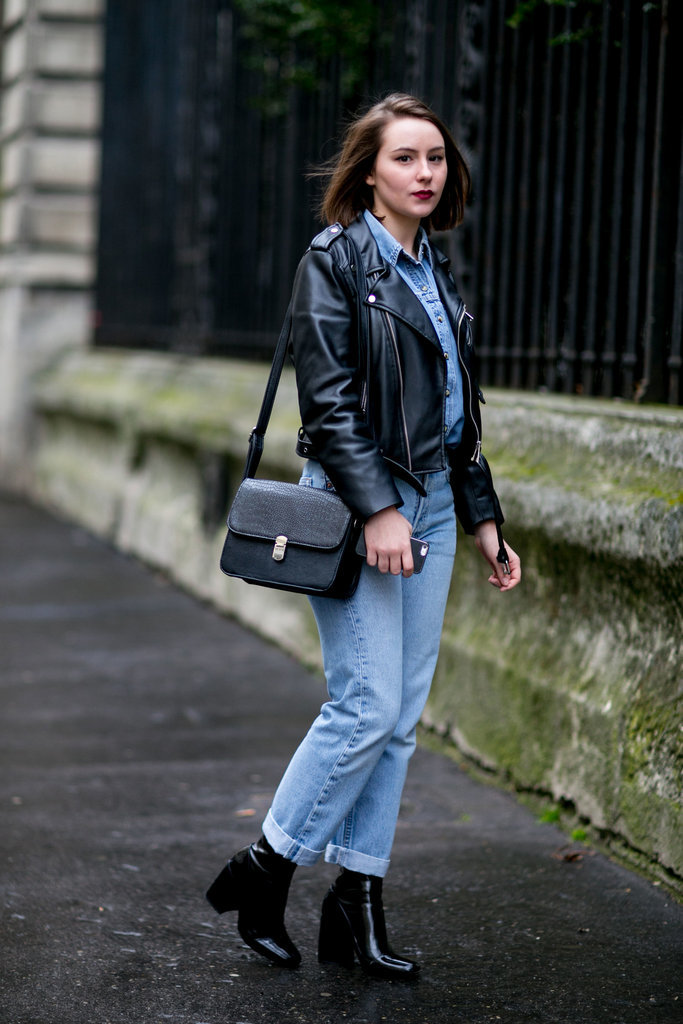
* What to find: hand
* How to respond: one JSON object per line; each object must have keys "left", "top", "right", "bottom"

{"left": 363, "top": 506, "right": 414, "bottom": 577}
{"left": 473, "top": 520, "right": 521, "bottom": 592}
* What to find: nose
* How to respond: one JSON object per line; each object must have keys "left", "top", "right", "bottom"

{"left": 416, "top": 158, "right": 432, "bottom": 181}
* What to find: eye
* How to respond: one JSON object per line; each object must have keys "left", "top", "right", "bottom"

{"left": 395, "top": 154, "right": 412, "bottom": 163}
{"left": 430, "top": 154, "right": 445, "bottom": 163}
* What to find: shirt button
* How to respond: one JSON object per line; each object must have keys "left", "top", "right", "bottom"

{"left": 445, "top": 389, "right": 450, "bottom": 397}
{"left": 421, "top": 285, "right": 428, "bottom": 292}
{"left": 444, "top": 352, "right": 449, "bottom": 359}
{"left": 437, "top": 316, "right": 443, "bottom": 323}
{"left": 444, "top": 426, "right": 448, "bottom": 433}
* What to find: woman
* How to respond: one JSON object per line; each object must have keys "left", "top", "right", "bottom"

{"left": 206, "top": 93, "right": 521, "bottom": 978}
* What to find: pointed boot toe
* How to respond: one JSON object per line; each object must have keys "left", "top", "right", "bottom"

{"left": 318, "top": 869, "right": 420, "bottom": 979}
{"left": 237, "top": 915, "right": 301, "bottom": 968}
{"left": 206, "top": 836, "right": 301, "bottom": 968}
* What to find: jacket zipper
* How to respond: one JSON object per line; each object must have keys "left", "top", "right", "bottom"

{"left": 382, "top": 310, "right": 412, "bottom": 470}
{"left": 456, "top": 304, "right": 482, "bottom": 464}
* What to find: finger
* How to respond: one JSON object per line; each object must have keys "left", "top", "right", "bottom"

{"left": 389, "top": 551, "right": 403, "bottom": 575}
{"left": 500, "top": 573, "right": 521, "bottom": 592}
{"left": 490, "top": 561, "right": 507, "bottom": 587}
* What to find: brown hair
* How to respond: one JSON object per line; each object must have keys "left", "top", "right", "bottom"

{"left": 316, "top": 93, "right": 471, "bottom": 232}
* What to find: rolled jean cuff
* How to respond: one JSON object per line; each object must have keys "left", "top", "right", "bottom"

{"left": 324, "top": 842, "right": 391, "bottom": 878}
{"left": 262, "top": 810, "right": 324, "bottom": 866}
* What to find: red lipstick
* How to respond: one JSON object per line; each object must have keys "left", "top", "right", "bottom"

{"left": 413, "top": 190, "right": 434, "bottom": 200}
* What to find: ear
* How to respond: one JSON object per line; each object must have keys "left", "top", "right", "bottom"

{"left": 365, "top": 168, "right": 375, "bottom": 187}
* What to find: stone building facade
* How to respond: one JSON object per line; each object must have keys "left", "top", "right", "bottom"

{"left": 0, "top": 0, "right": 103, "bottom": 484}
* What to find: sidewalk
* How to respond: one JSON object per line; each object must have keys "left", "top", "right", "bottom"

{"left": 1, "top": 494, "right": 680, "bottom": 1024}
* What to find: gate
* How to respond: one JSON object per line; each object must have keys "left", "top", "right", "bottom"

{"left": 95, "top": 0, "right": 681, "bottom": 404}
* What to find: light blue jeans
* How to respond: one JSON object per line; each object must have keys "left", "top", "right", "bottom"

{"left": 262, "top": 461, "right": 457, "bottom": 877}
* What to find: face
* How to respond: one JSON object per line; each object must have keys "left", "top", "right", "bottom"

{"left": 365, "top": 116, "right": 447, "bottom": 233}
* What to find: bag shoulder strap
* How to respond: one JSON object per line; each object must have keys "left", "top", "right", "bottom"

{"left": 243, "top": 227, "right": 369, "bottom": 481}
{"left": 242, "top": 300, "right": 293, "bottom": 479}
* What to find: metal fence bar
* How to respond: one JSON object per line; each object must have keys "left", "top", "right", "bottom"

{"left": 582, "top": 0, "right": 610, "bottom": 397}
{"left": 622, "top": 9, "right": 650, "bottom": 400}
{"left": 509, "top": 25, "right": 536, "bottom": 391}
{"left": 602, "top": 0, "right": 629, "bottom": 401}
{"left": 494, "top": 23, "right": 520, "bottom": 389}
{"left": 642, "top": 0, "right": 669, "bottom": 402}
{"left": 544, "top": 7, "right": 571, "bottom": 394}
{"left": 525, "top": 3, "right": 553, "bottom": 393}
{"left": 562, "top": 22, "right": 589, "bottom": 397}
{"left": 671, "top": 143, "right": 683, "bottom": 405}
{"left": 478, "top": 0, "right": 507, "bottom": 385}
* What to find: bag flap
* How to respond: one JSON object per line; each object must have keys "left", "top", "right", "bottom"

{"left": 228, "top": 478, "right": 353, "bottom": 549}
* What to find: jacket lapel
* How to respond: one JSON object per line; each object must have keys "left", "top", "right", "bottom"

{"left": 365, "top": 266, "right": 441, "bottom": 349}
{"left": 345, "top": 216, "right": 458, "bottom": 350}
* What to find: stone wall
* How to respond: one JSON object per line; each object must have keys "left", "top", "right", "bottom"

{"left": 27, "top": 348, "right": 683, "bottom": 892}
{"left": 0, "top": 0, "right": 103, "bottom": 486}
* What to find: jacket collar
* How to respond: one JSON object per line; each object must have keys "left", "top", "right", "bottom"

{"left": 344, "top": 215, "right": 441, "bottom": 349}
{"left": 430, "top": 252, "right": 465, "bottom": 335}
{"left": 362, "top": 209, "right": 434, "bottom": 270}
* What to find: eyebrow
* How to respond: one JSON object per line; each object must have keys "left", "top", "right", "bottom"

{"left": 389, "top": 145, "right": 445, "bottom": 154}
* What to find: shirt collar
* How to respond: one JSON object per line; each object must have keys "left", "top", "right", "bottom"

{"left": 363, "top": 210, "right": 433, "bottom": 270}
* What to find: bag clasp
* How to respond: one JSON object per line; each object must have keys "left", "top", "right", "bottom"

{"left": 272, "top": 535, "right": 288, "bottom": 561}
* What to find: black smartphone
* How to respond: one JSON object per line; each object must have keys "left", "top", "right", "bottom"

{"left": 355, "top": 533, "right": 430, "bottom": 574}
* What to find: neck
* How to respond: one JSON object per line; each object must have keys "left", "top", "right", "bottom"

{"left": 372, "top": 210, "right": 421, "bottom": 258}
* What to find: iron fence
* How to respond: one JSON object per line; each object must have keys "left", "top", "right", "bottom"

{"left": 95, "top": 0, "right": 681, "bottom": 405}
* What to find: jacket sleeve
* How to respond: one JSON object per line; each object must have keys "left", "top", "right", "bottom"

{"left": 289, "top": 245, "right": 403, "bottom": 520}
{"left": 447, "top": 449, "right": 505, "bottom": 535}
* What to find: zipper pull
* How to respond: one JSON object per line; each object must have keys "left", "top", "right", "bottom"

{"left": 471, "top": 440, "right": 482, "bottom": 464}
{"left": 464, "top": 306, "right": 474, "bottom": 321}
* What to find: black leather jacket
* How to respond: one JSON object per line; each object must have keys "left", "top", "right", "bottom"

{"left": 290, "top": 214, "right": 504, "bottom": 533}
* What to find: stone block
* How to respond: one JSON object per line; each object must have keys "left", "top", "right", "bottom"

{"left": 37, "top": 0, "right": 104, "bottom": 17}
{"left": 3, "top": 0, "right": 27, "bottom": 28}
{"left": 1, "top": 80, "right": 27, "bottom": 138}
{"left": 0, "top": 195, "right": 23, "bottom": 246}
{"left": 30, "top": 81, "right": 101, "bottom": 133}
{"left": 1, "top": 136, "right": 99, "bottom": 191}
{"left": 0, "top": 286, "right": 90, "bottom": 484}
{"left": 31, "top": 137, "right": 99, "bottom": 188}
{"left": 34, "top": 22, "right": 102, "bottom": 75}
{"left": 2, "top": 80, "right": 100, "bottom": 139}
{"left": 24, "top": 195, "right": 96, "bottom": 248}
{"left": 0, "top": 139, "right": 27, "bottom": 191}
{"left": 2, "top": 25, "right": 28, "bottom": 83}
{"left": 0, "top": 250, "right": 94, "bottom": 286}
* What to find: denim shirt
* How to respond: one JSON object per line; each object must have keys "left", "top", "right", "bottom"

{"left": 363, "top": 210, "right": 464, "bottom": 447}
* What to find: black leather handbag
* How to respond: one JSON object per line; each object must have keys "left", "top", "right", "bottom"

{"left": 220, "top": 231, "right": 367, "bottom": 599}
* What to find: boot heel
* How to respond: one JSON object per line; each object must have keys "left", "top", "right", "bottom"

{"left": 318, "top": 891, "right": 355, "bottom": 967}
{"left": 206, "top": 862, "right": 239, "bottom": 914}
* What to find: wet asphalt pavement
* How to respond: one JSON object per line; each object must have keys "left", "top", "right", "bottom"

{"left": 0, "top": 494, "right": 681, "bottom": 1024}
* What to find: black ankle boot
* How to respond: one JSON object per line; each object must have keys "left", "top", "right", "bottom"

{"left": 206, "top": 835, "right": 301, "bottom": 968}
{"left": 318, "top": 868, "right": 420, "bottom": 978}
